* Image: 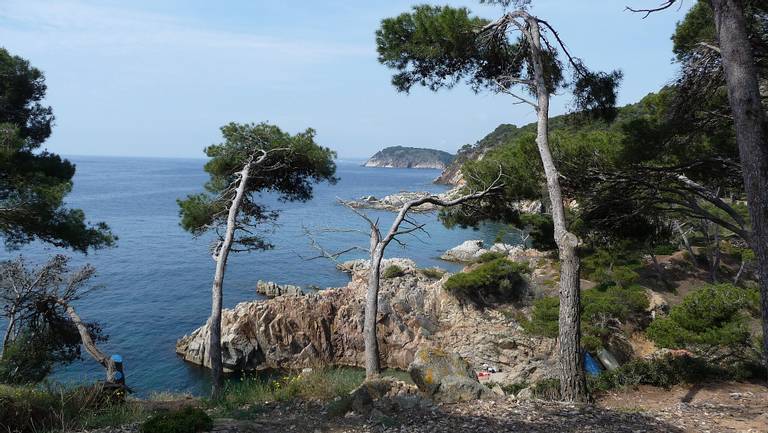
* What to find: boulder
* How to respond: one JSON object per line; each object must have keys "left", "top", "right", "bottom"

{"left": 408, "top": 347, "right": 493, "bottom": 402}
{"left": 440, "top": 240, "right": 487, "bottom": 262}
{"left": 256, "top": 281, "right": 303, "bottom": 298}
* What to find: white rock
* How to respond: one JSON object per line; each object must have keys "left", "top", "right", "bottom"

{"left": 441, "top": 240, "right": 486, "bottom": 262}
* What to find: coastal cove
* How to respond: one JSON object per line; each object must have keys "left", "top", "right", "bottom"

{"left": 4, "top": 156, "right": 510, "bottom": 396}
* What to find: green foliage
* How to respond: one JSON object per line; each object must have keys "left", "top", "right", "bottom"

{"left": 178, "top": 122, "right": 336, "bottom": 252}
{"left": 523, "top": 284, "right": 648, "bottom": 351}
{"left": 671, "top": 1, "right": 716, "bottom": 61}
{"left": 0, "top": 47, "right": 115, "bottom": 252}
{"left": 586, "top": 353, "right": 765, "bottom": 393}
{"left": 0, "top": 383, "right": 145, "bottom": 433}
{"left": 139, "top": 407, "right": 212, "bottom": 433}
{"left": 443, "top": 258, "right": 529, "bottom": 303}
{"left": 474, "top": 251, "right": 506, "bottom": 263}
{"left": 581, "top": 244, "right": 642, "bottom": 288}
{"left": 419, "top": 267, "right": 445, "bottom": 279}
{"left": 646, "top": 284, "right": 759, "bottom": 359}
{"left": 382, "top": 265, "right": 405, "bottom": 279}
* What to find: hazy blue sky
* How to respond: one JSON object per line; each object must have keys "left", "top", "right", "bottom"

{"left": 0, "top": 0, "right": 693, "bottom": 159}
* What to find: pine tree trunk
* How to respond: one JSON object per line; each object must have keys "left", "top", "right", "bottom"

{"left": 709, "top": 0, "right": 768, "bottom": 367}
{"left": 525, "top": 17, "right": 587, "bottom": 402}
{"left": 365, "top": 233, "right": 383, "bottom": 379}
{"left": 1, "top": 311, "right": 15, "bottom": 359}
{"left": 209, "top": 163, "right": 251, "bottom": 399}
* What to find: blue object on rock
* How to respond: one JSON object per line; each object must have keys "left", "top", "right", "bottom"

{"left": 584, "top": 352, "right": 602, "bottom": 376}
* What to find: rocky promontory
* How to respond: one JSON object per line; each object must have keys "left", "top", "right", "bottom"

{"left": 364, "top": 146, "right": 455, "bottom": 170}
{"left": 176, "top": 257, "right": 556, "bottom": 386}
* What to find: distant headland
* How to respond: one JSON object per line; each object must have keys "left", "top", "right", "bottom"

{"left": 364, "top": 146, "right": 455, "bottom": 170}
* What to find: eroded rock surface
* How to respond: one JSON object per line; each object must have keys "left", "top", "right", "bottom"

{"left": 176, "top": 258, "right": 556, "bottom": 385}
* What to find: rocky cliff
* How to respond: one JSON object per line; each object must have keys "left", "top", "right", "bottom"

{"left": 176, "top": 257, "right": 557, "bottom": 386}
{"left": 364, "top": 146, "right": 455, "bottom": 170}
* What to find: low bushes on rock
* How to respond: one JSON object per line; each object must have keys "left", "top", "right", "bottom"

{"left": 474, "top": 251, "right": 506, "bottom": 263}
{"left": 139, "top": 407, "right": 212, "bottom": 433}
{"left": 443, "top": 258, "right": 529, "bottom": 303}
{"left": 419, "top": 267, "right": 445, "bottom": 279}
{"left": 382, "top": 265, "right": 405, "bottom": 279}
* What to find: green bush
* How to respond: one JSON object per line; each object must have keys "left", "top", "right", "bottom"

{"left": 589, "top": 354, "right": 726, "bottom": 392}
{"left": 382, "top": 265, "right": 405, "bottom": 279}
{"left": 419, "top": 267, "right": 445, "bottom": 279}
{"left": 531, "top": 378, "right": 561, "bottom": 400}
{"left": 582, "top": 245, "right": 642, "bottom": 288}
{"left": 139, "top": 407, "right": 211, "bottom": 433}
{"left": 474, "top": 251, "right": 506, "bottom": 263}
{"left": 443, "top": 258, "right": 529, "bottom": 303}
{"left": 646, "top": 284, "right": 758, "bottom": 360}
{"left": 522, "top": 284, "right": 648, "bottom": 352}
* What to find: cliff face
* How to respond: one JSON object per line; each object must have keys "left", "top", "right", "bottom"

{"left": 364, "top": 146, "right": 455, "bottom": 170}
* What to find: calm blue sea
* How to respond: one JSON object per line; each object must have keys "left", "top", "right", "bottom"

{"left": 5, "top": 156, "right": 508, "bottom": 396}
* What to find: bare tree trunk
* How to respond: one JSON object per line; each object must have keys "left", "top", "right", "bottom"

{"left": 709, "top": 0, "right": 768, "bottom": 366}
{"left": 346, "top": 177, "right": 502, "bottom": 382}
{"left": 58, "top": 300, "right": 116, "bottom": 382}
{"left": 711, "top": 226, "right": 721, "bottom": 283}
{"left": 525, "top": 17, "right": 587, "bottom": 402}
{"left": 1, "top": 311, "right": 15, "bottom": 359}
{"left": 365, "top": 235, "right": 383, "bottom": 379}
{"left": 675, "top": 220, "right": 697, "bottom": 265}
{"left": 734, "top": 258, "right": 746, "bottom": 285}
{"left": 209, "top": 163, "right": 251, "bottom": 399}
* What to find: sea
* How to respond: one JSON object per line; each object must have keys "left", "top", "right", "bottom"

{"left": 5, "top": 156, "right": 512, "bottom": 396}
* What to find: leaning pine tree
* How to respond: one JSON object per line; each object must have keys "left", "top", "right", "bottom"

{"left": 178, "top": 122, "right": 336, "bottom": 398}
{"left": 376, "top": 1, "right": 621, "bottom": 401}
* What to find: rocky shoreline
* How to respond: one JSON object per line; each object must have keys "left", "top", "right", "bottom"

{"left": 176, "top": 256, "right": 557, "bottom": 386}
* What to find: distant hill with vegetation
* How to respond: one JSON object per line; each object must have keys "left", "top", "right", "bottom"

{"left": 435, "top": 100, "right": 647, "bottom": 184}
{"left": 364, "top": 146, "right": 455, "bottom": 169}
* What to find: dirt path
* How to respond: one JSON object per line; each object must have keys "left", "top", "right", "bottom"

{"left": 198, "top": 382, "right": 767, "bottom": 433}
{"left": 79, "top": 382, "right": 768, "bottom": 433}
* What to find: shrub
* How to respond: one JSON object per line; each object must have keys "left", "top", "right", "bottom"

{"left": 419, "top": 267, "right": 445, "bottom": 279}
{"left": 139, "top": 407, "right": 212, "bottom": 433}
{"left": 382, "top": 265, "right": 405, "bottom": 279}
{"left": 582, "top": 245, "right": 642, "bottom": 288}
{"left": 646, "top": 284, "right": 759, "bottom": 360}
{"left": 443, "top": 258, "right": 529, "bottom": 303}
{"left": 588, "top": 354, "right": 726, "bottom": 392}
{"left": 531, "top": 378, "right": 561, "bottom": 400}
{"left": 474, "top": 251, "right": 506, "bottom": 263}
{"left": 522, "top": 284, "right": 648, "bottom": 351}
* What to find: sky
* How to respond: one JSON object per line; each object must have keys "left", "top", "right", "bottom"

{"left": 0, "top": 0, "right": 695, "bottom": 159}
